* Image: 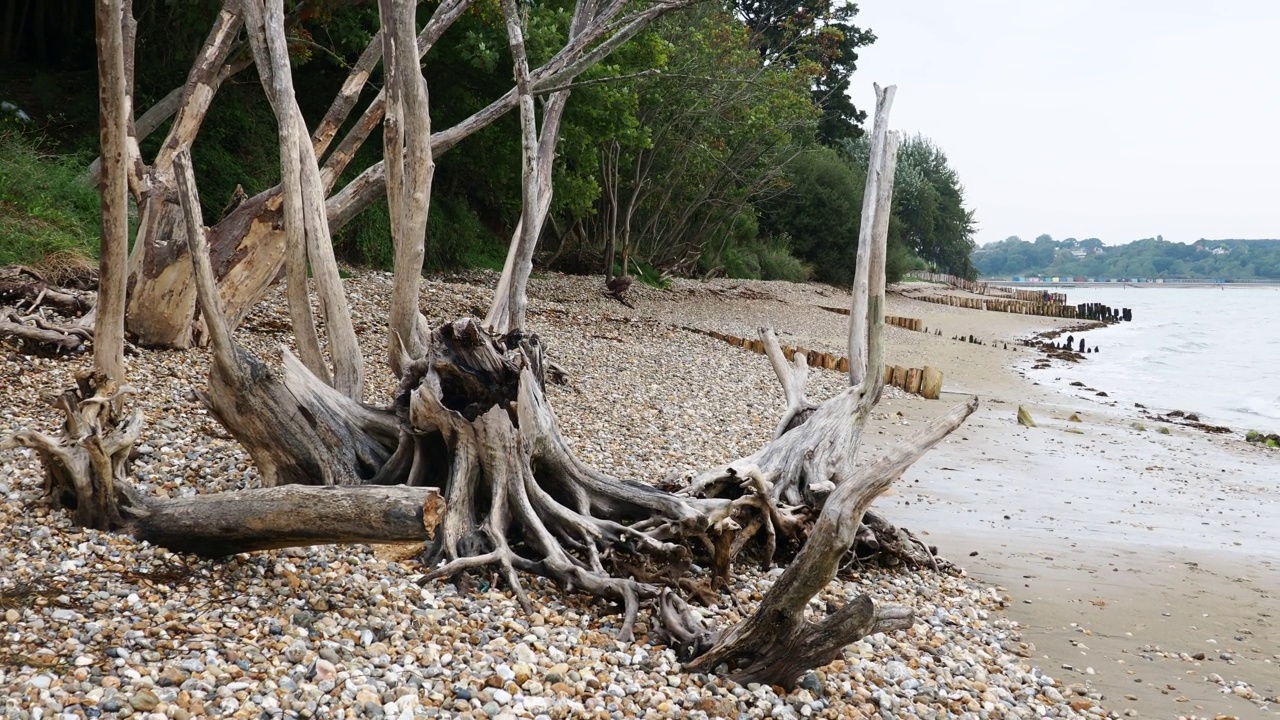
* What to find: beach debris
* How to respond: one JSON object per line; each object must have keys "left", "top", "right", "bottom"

{"left": 1131, "top": 422, "right": 1147, "bottom": 431}
{"left": 1245, "top": 430, "right": 1280, "bottom": 448}
{"left": 1157, "top": 410, "right": 1232, "bottom": 435}
{"left": 1158, "top": 427, "right": 1172, "bottom": 435}
{"left": 1068, "top": 413, "right": 1083, "bottom": 422}
{"left": 1017, "top": 406, "right": 1037, "bottom": 427}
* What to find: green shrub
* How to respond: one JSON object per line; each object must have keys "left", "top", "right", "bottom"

{"left": 756, "top": 236, "right": 813, "bottom": 283}
{"left": 722, "top": 245, "right": 761, "bottom": 280}
{"left": 0, "top": 133, "right": 100, "bottom": 276}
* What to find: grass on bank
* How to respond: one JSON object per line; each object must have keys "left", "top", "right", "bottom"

{"left": 0, "top": 133, "right": 100, "bottom": 279}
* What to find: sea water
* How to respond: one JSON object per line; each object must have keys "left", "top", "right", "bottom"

{"left": 1027, "top": 285, "right": 1280, "bottom": 431}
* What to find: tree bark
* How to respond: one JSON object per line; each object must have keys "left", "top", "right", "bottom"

{"left": 128, "top": 485, "right": 445, "bottom": 557}
{"left": 94, "top": 0, "right": 130, "bottom": 382}
{"left": 681, "top": 398, "right": 976, "bottom": 688}
{"left": 242, "top": 0, "right": 364, "bottom": 398}
{"left": 848, "top": 84, "right": 895, "bottom": 388}
{"left": 380, "top": 0, "right": 434, "bottom": 377}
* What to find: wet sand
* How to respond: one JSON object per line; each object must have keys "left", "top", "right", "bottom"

{"left": 863, "top": 289, "right": 1279, "bottom": 719}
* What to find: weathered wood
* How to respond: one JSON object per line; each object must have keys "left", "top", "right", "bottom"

{"left": 761, "top": 328, "right": 817, "bottom": 440}
{"left": 905, "top": 367, "right": 922, "bottom": 395}
{"left": 128, "top": 485, "right": 445, "bottom": 557}
{"left": 0, "top": 268, "right": 94, "bottom": 314}
{"left": 682, "top": 398, "right": 977, "bottom": 687}
{"left": 0, "top": 318, "right": 88, "bottom": 354}
{"left": 892, "top": 365, "right": 907, "bottom": 388}
{"left": 380, "top": 0, "right": 434, "bottom": 375}
{"left": 123, "top": 3, "right": 245, "bottom": 349}
{"left": 486, "top": 0, "right": 542, "bottom": 336}
{"left": 848, "top": 84, "right": 896, "bottom": 387}
{"left": 243, "top": 0, "right": 365, "bottom": 398}
{"left": 1, "top": 373, "right": 146, "bottom": 530}
{"left": 94, "top": 0, "right": 130, "bottom": 382}
{"left": 174, "top": 150, "right": 397, "bottom": 487}
{"left": 921, "top": 366, "right": 943, "bottom": 400}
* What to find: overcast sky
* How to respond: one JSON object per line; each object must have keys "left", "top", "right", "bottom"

{"left": 849, "top": 1, "right": 1280, "bottom": 246}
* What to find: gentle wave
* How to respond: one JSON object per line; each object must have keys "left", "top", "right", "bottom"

{"left": 1230, "top": 398, "right": 1280, "bottom": 421}
{"left": 1031, "top": 286, "right": 1280, "bottom": 430}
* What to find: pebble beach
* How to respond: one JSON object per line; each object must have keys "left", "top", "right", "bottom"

{"left": 0, "top": 270, "right": 1171, "bottom": 720}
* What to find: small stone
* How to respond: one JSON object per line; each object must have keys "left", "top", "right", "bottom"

{"left": 4, "top": 609, "right": 18, "bottom": 623}
{"left": 130, "top": 691, "right": 159, "bottom": 711}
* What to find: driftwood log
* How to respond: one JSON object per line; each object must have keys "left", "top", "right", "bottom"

{"left": 4, "top": 47, "right": 979, "bottom": 690}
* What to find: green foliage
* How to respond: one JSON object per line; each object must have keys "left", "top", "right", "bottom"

{"left": 731, "top": 0, "right": 877, "bottom": 144}
{"left": 616, "top": 257, "right": 673, "bottom": 289}
{"left": 975, "top": 236, "right": 1280, "bottom": 280}
{"left": 3, "top": 0, "right": 974, "bottom": 294}
{"left": 756, "top": 236, "right": 814, "bottom": 282}
{"left": 579, "top": 4, "right": 821, "bottom": 280}
{"left": 335, "top": 194, "right": 506, "bottom": 274}
{"left": 757, "top": 135, "right": 973, "bottom": 286}
{"left": 756, "top": 146, "right": 861, "bottom": 284}
{"left": 0, "top": 134, "right": 99, "bottom": 270}
{"left": 841, "top": 134, "right": 977, "bottom": 280}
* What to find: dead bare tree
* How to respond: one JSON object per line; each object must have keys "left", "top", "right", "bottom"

{"left": 5, "top": 0, "right": 977, "bottom": 690}
{"left": 87, "top": 0, "right": 686, "bottom": 351}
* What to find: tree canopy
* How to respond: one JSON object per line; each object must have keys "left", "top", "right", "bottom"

{"left": 1, "top": 0, "right": 982, "bottom": 288}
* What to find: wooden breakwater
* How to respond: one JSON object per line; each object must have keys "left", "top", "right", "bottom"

{"left": 683, "top": 327, "right": 943, "bottom": 399}
{"left": 908, "top": 272, "right": 990, "bottom": 295}
{"left": 885, "top": 365, "right": 944, "bottom": 400}
{"left": 819, "top": 306, "right": 927, "bottom": 331}
{"left": 910, "top": 293, "right": 1131, "bottom": 322}
{"left": 907, "top": 272, "right": 1070, "bottom": 303}
{"left": 994, "top": 287, "right": 1068, "bottom": 303}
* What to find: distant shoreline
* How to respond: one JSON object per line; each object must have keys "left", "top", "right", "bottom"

{"left": 985, "top": 280, "right": 1280, "bottom": 289}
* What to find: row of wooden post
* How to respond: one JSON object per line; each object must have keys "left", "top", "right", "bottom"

{"left": 912, "top": 293, "right": 1088, "bottom": 319}
{"left": 909, "top": 272, "right": 990, "bottom": 295}
{"left": 819, "top": 306, "right": 926, "bottom": 332}
{"left": 684, "top": 328, "right": 944, "bottom": 399}
{"left": 993, "top": 287, "right": 1068, "bottom": 304}
{"left": 886, "top": 365, "right": 943, "bottom": 400}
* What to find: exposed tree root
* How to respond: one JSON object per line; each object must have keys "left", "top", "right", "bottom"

{"left": 0, "top": 267, "right": 98, "bottom": 356}
{"left": 1, "top": 371, "right": 144, "bottom": 530}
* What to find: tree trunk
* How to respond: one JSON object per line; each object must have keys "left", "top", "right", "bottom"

{"left": 94, "top": 0, "right": 130, "bottom": 381}
{"left": 110, "top": 0, "right": 685, "bottom": 352}
{"left": 127, "top": 485, "right": 444, "bottom": 557}
{"left": 848, "top": 84, "right": 895, "bottom": 387}
{"left": 3, "top": 0, "right": 149, "bottom": 532}
{"left": 242, "top": 0, "right": 364, "bottom": 398}
{"left": 380, "top": 0, "right": 434, "bottom": 376}
{"left": 122, "top": 3, "right": 244, "bottom": 349}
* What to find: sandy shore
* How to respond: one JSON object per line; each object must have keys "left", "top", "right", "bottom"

{"left": 643, "top": 276, "right": 1279, "bottom": 718}
{"left": 862, "top": 285, "right": 1280, "bottom": 720}
{"left": 1, "top": 271, "right": 1275, "bottom": 719}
